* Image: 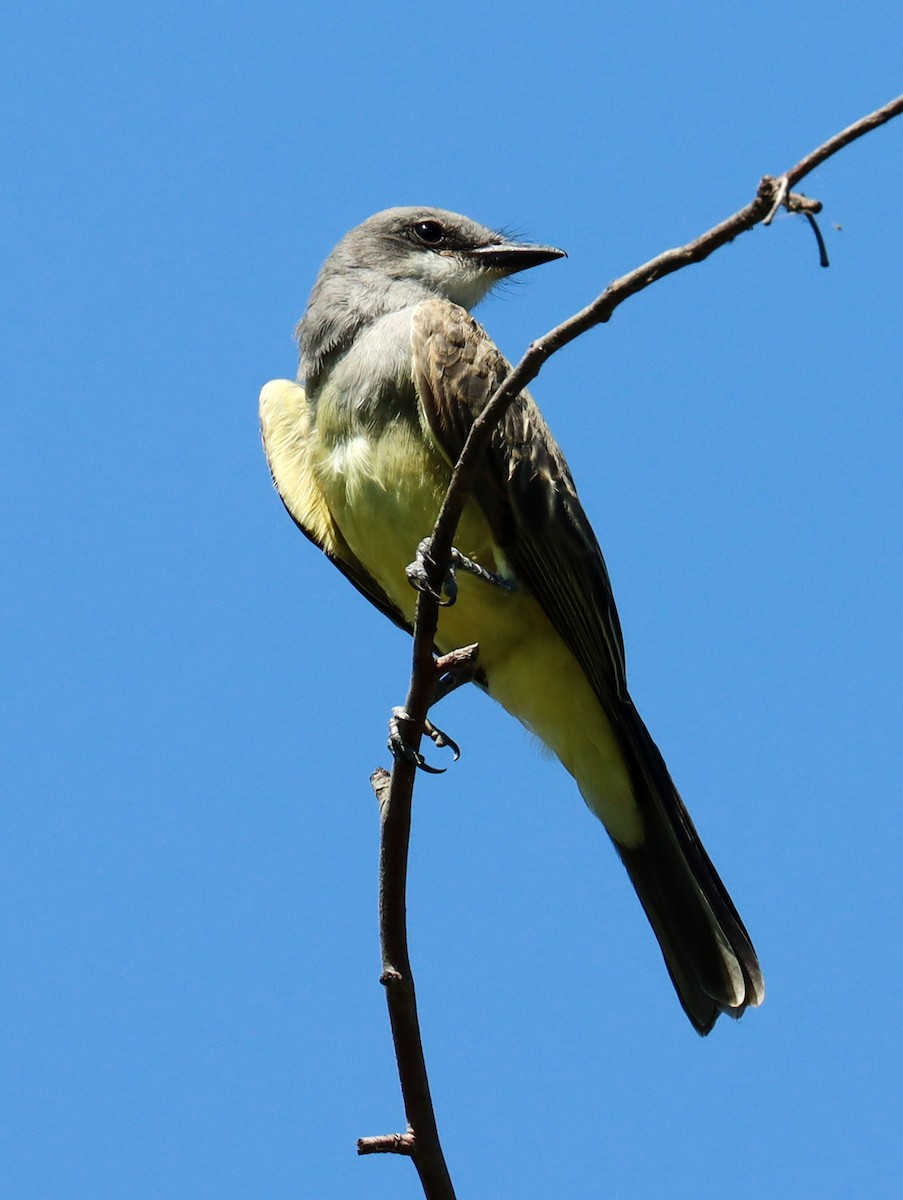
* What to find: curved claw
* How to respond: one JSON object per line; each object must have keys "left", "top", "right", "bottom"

{"left": 405, "top": 538, "right": 458, "bottom": 606}
{"left": 424, "top": 717, "right": 461, "bottom": 762}
{"left": 405, "top": 537, "right": 516, "bottom": 607}
{"left": 388, "top": 707, "right": 447, "bottom": 774}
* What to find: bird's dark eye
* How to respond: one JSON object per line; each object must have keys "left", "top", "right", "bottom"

{"left": 411, "top": 220, "right": 444, "bottom": 245}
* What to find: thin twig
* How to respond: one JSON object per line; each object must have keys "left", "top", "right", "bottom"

{"left": 358, "top": 1131, "right": 416, "bottom": 1157}
{"left": 364, "top": 92, "right": 903, "bottom": 1200}
{"left": 784, "top": 93, "right": 903, "bottom": 186}
{"left": 363, "top": 766, "right": 456, "bottom": 1199}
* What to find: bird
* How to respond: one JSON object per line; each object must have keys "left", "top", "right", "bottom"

{"left": 259, "top": 205, "right": 763, "bottom": 1034}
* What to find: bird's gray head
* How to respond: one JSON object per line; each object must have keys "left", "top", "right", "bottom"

{"left": 298, "top": 206, "right": 565, "bottom": 389}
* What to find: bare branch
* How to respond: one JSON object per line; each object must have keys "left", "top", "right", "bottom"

{"left": 784, "top": 93, "right": 903, "bottom": 187}
{"left": 365, "top": 92, "right": 903, "bottom": 1200}
{"left": 360, "top": 767, "right": 456, "bottom": 1199}
{"left": 358, "top": 1131, "right": 416, "bottom": 1157}
{"left": 432, "top": 643, "right": 481, "bottom": 704}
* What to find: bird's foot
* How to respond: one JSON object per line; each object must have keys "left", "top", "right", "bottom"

{"left": 405, "top": 538, "right": 458, "bottom": 605}
{"left": 388, "top": 706, "right": 460, "bottom": 774}
{"left": 405, "top": 537, "right": 517, "bottom": 606}
{"left": 423, "top": 715, "right": 461, "bottom": 761}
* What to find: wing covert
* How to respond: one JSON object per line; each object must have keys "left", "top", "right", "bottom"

{"left": 410, "top": 299, "right": 628, "bottom": 710}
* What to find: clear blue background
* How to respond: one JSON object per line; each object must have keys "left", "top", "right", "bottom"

{"left": 3, "top": 4, "right": 901, "bottom": 1197}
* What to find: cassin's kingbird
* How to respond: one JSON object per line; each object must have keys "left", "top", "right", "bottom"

{"left": 259, "top": 206, "right": 764, "bottom": 1033}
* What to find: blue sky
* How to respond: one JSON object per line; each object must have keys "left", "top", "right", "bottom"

{"left": 3, "top": 3, "right": 902, "bottom": 1198}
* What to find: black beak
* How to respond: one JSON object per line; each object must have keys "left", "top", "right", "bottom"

{"left": 466, "top": 242, "right": 567, "bottom": 274}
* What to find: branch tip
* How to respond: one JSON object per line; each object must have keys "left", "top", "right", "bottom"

{"left": 435, "top": 643, "right": 480, "bottom": 674}
{"left": 357, "top": 1131, "right": 417, "bottom": 1157}
{"left": 370, "top": 767, "right": 392, "bottom": 808}
{"left": 786, "top": 192, "right": 823, "bottom": 215}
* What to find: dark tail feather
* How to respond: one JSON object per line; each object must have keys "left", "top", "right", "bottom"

{"left": 616, "top": 699, "right": 764, "bottom": 1035}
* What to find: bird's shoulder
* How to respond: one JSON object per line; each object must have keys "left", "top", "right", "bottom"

{"left": 409, "top": 297, "right": 577, "bottom": 517}
{"left": 411, "top": 297, "right": 508, "bottom": 422}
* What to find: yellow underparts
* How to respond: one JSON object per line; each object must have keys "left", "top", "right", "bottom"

{"left": 313, "top": 413, "right": 644, "bottom": 848}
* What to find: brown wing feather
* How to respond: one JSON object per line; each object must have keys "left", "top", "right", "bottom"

{"left": 411, "top": 300, "right": 627, "bottom": 701}
{"left": 410, "top": 299, "right": 763, "bottom": 1033}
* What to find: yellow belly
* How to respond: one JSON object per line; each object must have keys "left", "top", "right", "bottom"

{"left": 314, "top": 418, "right": 643, "bottom": 846}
